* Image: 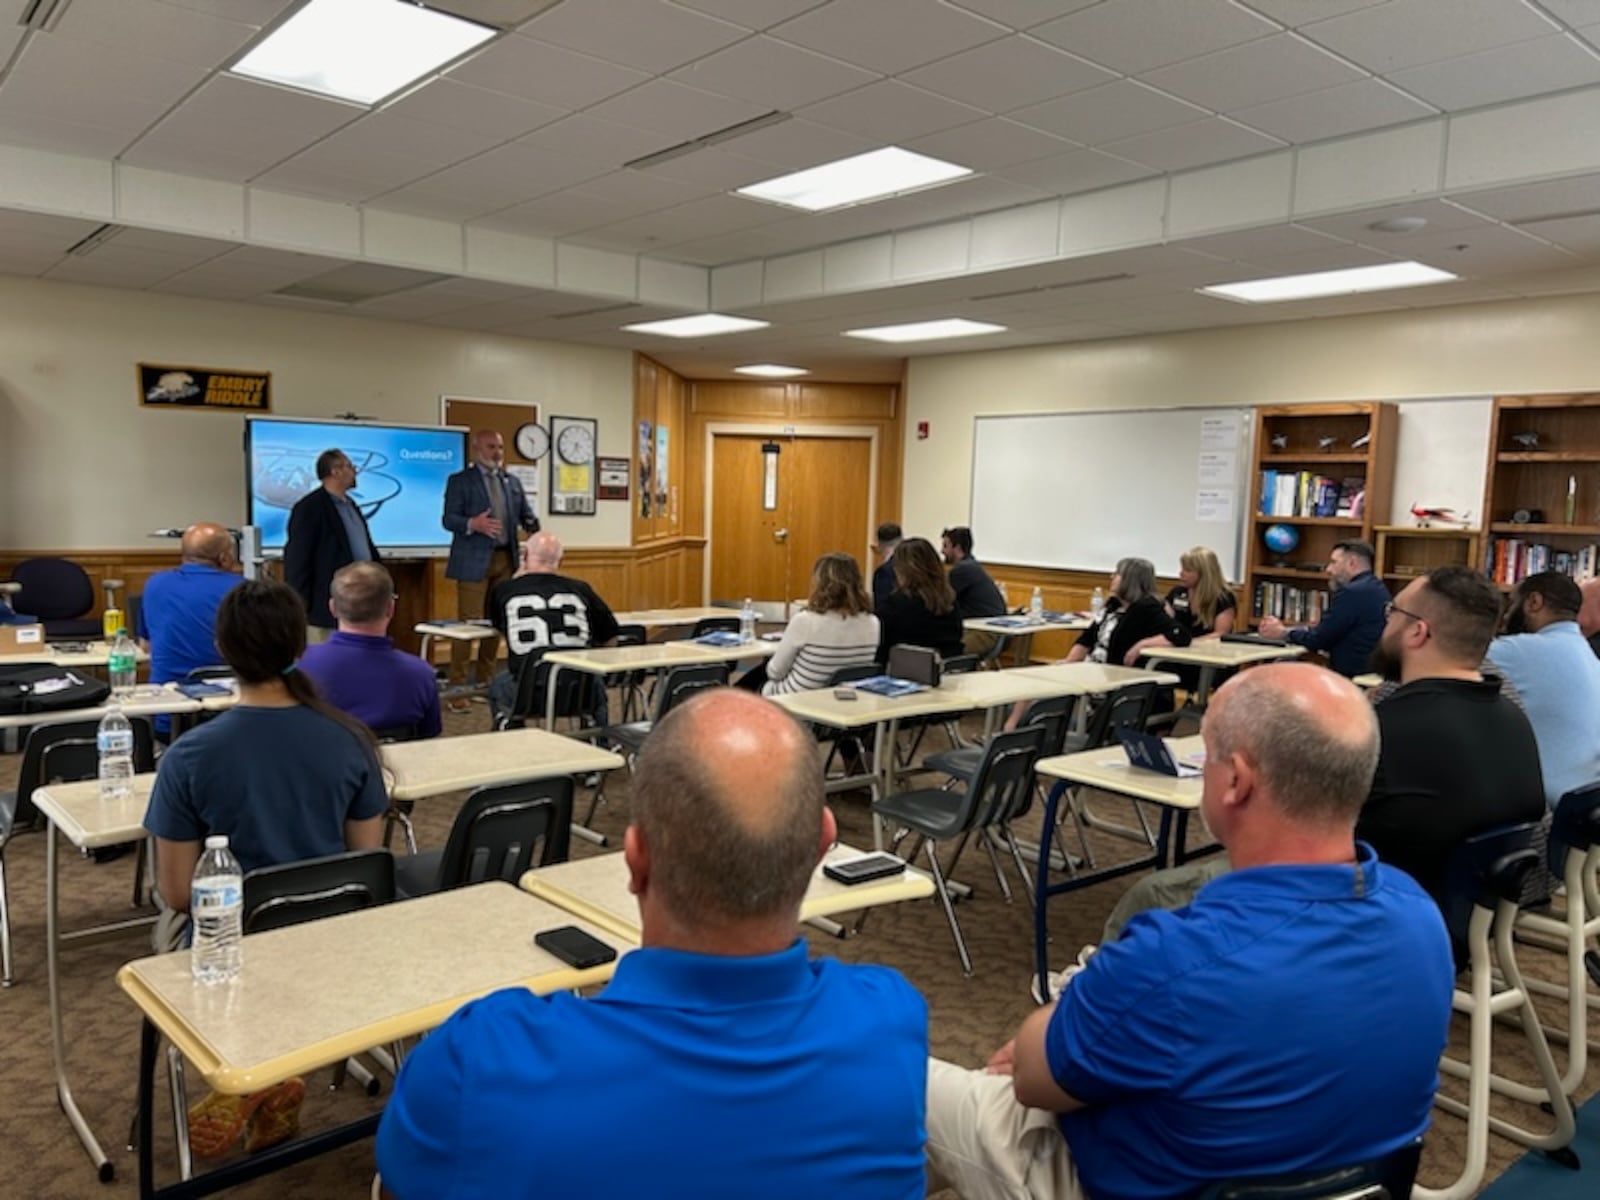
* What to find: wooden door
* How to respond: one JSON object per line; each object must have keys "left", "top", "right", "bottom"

{"left": 709, "top": 434, "right": 873, "bottom": 605}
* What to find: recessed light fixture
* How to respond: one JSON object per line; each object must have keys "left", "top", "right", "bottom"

{"left": 737, "top": 147, "right": 972, "bottom": 213}
{"left": 843, "top": 318, "right": 1007, "bottom": 344}
{"left": 622, "top": 314, "right": 770, "bottom": 338}
{"left": 232, "top": 0, "right": 496, "bottom": 106}
{"left": 734, "top": 364, "right": 809, "bottom": 378}
{"left": 1198, "top": 261, "right": 1457, "bottom": 304}
{"left": 1367, "top": 216, "right": 1429, "bottom": 235}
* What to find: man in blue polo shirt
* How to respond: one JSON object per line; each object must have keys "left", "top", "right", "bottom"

{"left": 1259, "top": 539, "right": 1387, "bottom": 677}
{"left": 377, "top": 688, "right": 929, "bottom": 1199}
{"left": 299, "top": 562, "right": 440, "bottom": 738}
{"left": 925, "top": 664, "right": 1454, "bottom": 1200}
{"left": 136, "top": 522, "right": 241, "bottom": 737}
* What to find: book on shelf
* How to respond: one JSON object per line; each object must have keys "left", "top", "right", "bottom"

{"left": 1489, "top": 538, "right": 1600, "bottom": 586}
{"left": 1253, "top": 581, "right": 1328, "bottom": 625}
{"left": 1336, "top": 477, "right": 1365, "bottom": 519}
{"left": 1258, "top": 470, "right": 1355, "bottom": 519}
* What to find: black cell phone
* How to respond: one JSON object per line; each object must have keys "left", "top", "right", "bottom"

{"left": 833, "top": 687, "right": 858, "bottom": 700}
{"left": 534, "top": 925, "right": 617, "bottom": 969}
{"left": 823, "top": 852, "right": 906, "bottom": 886}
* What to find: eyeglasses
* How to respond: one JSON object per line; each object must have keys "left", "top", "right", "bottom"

{"left": 1384, "top": 601, "right": 1426, "bottom": 624}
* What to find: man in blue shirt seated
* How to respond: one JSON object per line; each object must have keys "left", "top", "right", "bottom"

{"left": 299, "top": 562, "right": 441, "bottom": 739}
{"left": 135, "top": 522, "right": 241, "bottom": 738}
{"left": 1259, "top": 539, "right": 1387, "bottom": 677}
{"left": 925, "top": 663, "right": 1454, "bottom": 1200}
{"left": 1488, "top": 570, "right": 1600, "bottom": 808}
{"left": 377, "top": 688, "right": 930, "bottom": 1200}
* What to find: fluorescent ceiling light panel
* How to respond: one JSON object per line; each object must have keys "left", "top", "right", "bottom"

{"left": 735, "top": 364, "right": 809, "bottom": 377}
{"left": 844, "top": 318, "right": 1006, "bottom": 344}
{"left": 232, "top": 0, "right": 495, "bottom": 106}
{"left": 737, "top": 147, "right": 972, "bottom": 213}
{"left": 622, "top": 314, "right": 770, "bottom": 338}
{"left": 1199, "top": 261, "right": 1457, "bottom": 304}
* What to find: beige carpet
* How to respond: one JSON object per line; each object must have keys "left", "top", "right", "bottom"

{"left": 0, "top": 703, "right": 1592, "bottom": 1197}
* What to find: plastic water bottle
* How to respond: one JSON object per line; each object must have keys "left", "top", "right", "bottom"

{"left": 97, "top": 704, "right": 135, "bottom": 801}
{"left": 191, "top": 836, "right": 244, "bottom": 985}
{"left": 108, "top": 628, "right": 137, "bottom": 694}
{"left": 1030, "top": 586, "right": 1045, "bottom": 624}
{"left": 739, "top": 597, "right": 757, "bottom": 644}
{"left": 1090, "top": 587, "right": 1106, "bottom": 619}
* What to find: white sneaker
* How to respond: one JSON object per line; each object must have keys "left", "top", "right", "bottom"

{"left": 1030, "top": 944, "right": 1098, "bottom": 1004}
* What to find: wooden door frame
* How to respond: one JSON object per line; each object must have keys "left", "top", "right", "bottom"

{"left": 703, "top": 423, "right": 879, "bottom": 605}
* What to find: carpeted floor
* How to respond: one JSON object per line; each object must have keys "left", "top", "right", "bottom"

{"left": 0, "top": 701, "right": 1594, "bottom": 1197}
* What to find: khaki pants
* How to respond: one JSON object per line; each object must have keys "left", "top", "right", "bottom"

{"left": 305, "top": 625, "right": 333, "bottom": 645}
{"left": 450, "top": 547, "right": 514, "bottom": 686}
{"left": 925, "top": 1058, "right": 1084, "bottom": 1200}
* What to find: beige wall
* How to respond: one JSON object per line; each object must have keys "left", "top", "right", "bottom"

{"left": 0, "top": 276, "right": 634, "bottom": 549}
{"left": 903, "top": 293, "right": 1600, "bottom": 541}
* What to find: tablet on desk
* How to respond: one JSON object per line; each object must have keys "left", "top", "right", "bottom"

{"left": 1221, "top": 632, "right": 1290, "bottom": 648}
{"left": 1118, "top": 728, "right": 1202, "bottom": 777}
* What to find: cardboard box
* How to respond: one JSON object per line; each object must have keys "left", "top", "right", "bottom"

{"left": 0, "top": 624, "right": 46, "bottom": 655}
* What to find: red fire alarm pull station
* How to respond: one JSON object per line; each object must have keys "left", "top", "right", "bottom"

{"left": 917, "top": 421, "right": 929, "bottom": 440}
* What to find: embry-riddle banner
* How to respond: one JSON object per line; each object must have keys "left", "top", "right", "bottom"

{"left": 138, "top": 363, "right": 271, "bottom": 413}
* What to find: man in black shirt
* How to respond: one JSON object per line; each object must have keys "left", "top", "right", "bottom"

{"left": 1356, "top": 566, "right": 1546, "bottom": 904}
{"left": 941, "top": 525, "right": 1006, "bottom": 656}
{"left": 486, "top": 532, "right": 620, "bottom": 726}
{"left": 872, "top": 522, "right": 902, "bottom": 612}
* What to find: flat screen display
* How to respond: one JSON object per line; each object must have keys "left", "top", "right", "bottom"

{"left": 245, "top": 417, "right": 468, "bottom": 554}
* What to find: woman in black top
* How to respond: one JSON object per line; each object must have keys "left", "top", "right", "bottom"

{"left": 1069, "top": 557, "right": 1190, "bottom": 666}
{"left": 877, "top": 537, "right": 965, "bottom": 662}
{"left": 1125, "top": 545, "right": 1237, "bottom": 665}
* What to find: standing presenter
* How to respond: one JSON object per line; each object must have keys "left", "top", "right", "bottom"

{"left": 442, "top": 429, "right": 540, "bottom": 708}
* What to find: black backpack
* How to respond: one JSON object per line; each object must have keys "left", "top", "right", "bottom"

{"left": 0, "top": 664, "right": 112, "bottom": 716}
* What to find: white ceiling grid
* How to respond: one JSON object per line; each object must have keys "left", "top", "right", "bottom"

{"left": 0, "top": 0, "right": 1595, "bottom": 380}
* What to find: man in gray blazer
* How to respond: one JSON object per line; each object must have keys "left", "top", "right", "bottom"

{"left": 442, "top": 429, "right": 539, "bottom": 704}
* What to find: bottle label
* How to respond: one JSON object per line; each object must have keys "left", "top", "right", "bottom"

{"left": 192, "top": 880, "right": 242, "bottom": 912}
{"left": 98, "top": 730, "right": 134, "bottom": 755}
{"left": 109, "top": 654, "right": 136, "bottom": 673}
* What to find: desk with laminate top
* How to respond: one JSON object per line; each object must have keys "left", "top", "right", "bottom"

{"left": 1138, "top": 639, "right": 1306, "bottom": 706}
{"left": 381, "top": 727, "right": 623, "bottom": 802}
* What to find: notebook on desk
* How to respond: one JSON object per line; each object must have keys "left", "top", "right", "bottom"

{"left": 1118, "top": 728, "right": 1203, "bottom": 777}
{"left": 848, "top": 675, "right": 927, "bottom": 698}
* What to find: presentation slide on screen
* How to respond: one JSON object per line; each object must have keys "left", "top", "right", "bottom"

{"left": 246, "top": 418, "right": 466, "bottom": 551}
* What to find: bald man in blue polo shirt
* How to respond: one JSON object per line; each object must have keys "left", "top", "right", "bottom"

{"left": 377, "top": 688, "right": 929, "bottom": 1199}
{"left": 925, "top": 664, "right": 1454, "bottom": 1200}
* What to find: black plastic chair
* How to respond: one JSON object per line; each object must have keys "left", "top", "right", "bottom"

{"left": 817, "top": 663, "right": 881, "bottom": 775}
{"left": 590, "top": 663, "right": 729, "bottom": 827}
{"left": 498, "top": 651, "right": 605, "bottom": 733}
{"left": 872, "top": 723, "right": 1046, "bottom": 976}
{"left": 370, "top": 723, "right": 422, "bottom": 855}
{"left": 690, "top": 616, "right": 740, "bottom": 638}
{"left": 1061, "top": 679, "right": 1165, "bottom": 863}
{"left": 1198, "top": 1137, "right": 1421, "bottom": 1200}
{"left": 9, "top": 557, "right": 100, "bottom": 640}
{"left": 395, "top": 778, "right": 573, "bottom": 898}
{"left": 896, "top": 651, "right": 979, "bottom": 769}
{"left": 611, "top": 623, "right": 650, "bottom": 722}
{"left": 1, "top": 717, "right": 155, "bottom": 986}
{"left": 925, "top": 693, "right": 1075, "bottom": 787}
{"left": 183, "top": 665, "right": 234, "bottom": 683}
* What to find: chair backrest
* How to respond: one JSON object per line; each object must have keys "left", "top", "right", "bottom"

{"left": 1015, "top": 694, "right": 1075, "bottom": 759}
{"left": 1199, "top": 1138, "right": 1422, "bottom": 1200}
{"left": 11, "top": 716, "right": 156, "bottom": 830}
{"left": 826, "top": 663, "right": 879, "bottom": 687}
{"left": 690, "top": 616, "right": 740, "bottom": 638}
{"left": 435, "top": 778, "right": 574, "bottom": 889}
{"left": 651, "top": 662, "right": 730, "bottom": 721}
{"left": 1084, "top": 680, "right": 1161, "bottom": 749}
{"left": 242, "top": 849, "right": 396, "bottom": 934}
{"left": 11, "top": 557, "right": 94, "bottom": 621}
{"left": 370, "top": 723, "right": 420, "bottom": 743}
{"left": 613, "top": 623, "right": 647, "bottom": 647}
{"left": 1550, "top": 782, "right": 1600, "bottom": 871}
{"left": 1440, "top": 822, "right": 1540, "bottom": 958}
{"left": 506, "top": 651, "right": 602, "bottom": 727}
{"left": 960, "top": 724, "right": 1046, "bottom": 831}
{"left": 184, "top": 665, "right": 234, "bottom": 683}
{"left": 941, "top": 653, "right": 979, "bottom": 675}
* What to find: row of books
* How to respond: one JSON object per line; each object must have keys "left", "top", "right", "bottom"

{"left": 1258, "top": 471, "right": 1365, "bottom": 519}
{"left": 1488, "top": 538, "right": 1600, "bottom": 585}
{"left": 1253, "top": 582, "right": 1328, "bottom": 625}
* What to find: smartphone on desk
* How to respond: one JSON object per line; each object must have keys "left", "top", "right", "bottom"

{"left": 535, "top": 925, "right": 617, "bottom": 970}
{"left": 823, "top": 852, "right": 906, "bottom": 886}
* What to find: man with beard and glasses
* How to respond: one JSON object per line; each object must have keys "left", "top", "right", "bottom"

{"left": 1487, "top": 571, "right": 1600, "bottom": 809}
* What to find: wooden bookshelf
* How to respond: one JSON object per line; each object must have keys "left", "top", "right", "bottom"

{"left": 1244, "top": 403, "right": 1397, "bottom": 626}
{"left": 1373, "top": 525, "right": 1480, "bottom": 594}
{"left": 1481, "top": 393, "right": 1600, "bottom": 587}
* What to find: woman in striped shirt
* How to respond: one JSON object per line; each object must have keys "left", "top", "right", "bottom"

{"left": 737, "top": 553, "right": 881, "bottom": 696}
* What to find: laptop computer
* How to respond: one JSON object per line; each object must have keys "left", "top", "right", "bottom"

{"left": 1117, "top": 728, "right": 1203, "bottom": 777}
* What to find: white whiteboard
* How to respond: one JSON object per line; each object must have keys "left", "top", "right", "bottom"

{"left": 1388, "top": 397, "right": 1492, "bottom": 525}
{"left": 970, "top": 408, "right": 1254, "bottom": 580}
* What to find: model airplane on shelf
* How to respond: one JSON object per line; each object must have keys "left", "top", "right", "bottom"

{"left": 1270, "top": 433, "right": 1289, "bottom": 450}
{"left": 1317, "top": 436, "right": 1338, "bottom": 450}
{"left": 1350, "top": 433, "right": 1370, "bottom": 449}
{"left": 1410, "top": 503, "right": 1473, "bottom": 528}
{"left": 1511, "top": 431, "right": 1543, "bottom": 448}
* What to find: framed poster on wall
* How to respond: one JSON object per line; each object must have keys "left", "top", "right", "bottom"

{"left": 550, "top": 414, "right": 597, "bottom": 515}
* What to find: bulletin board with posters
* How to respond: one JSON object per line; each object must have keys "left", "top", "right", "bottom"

{"left": 440, "top": 396, "right": 543, "bottom": 518}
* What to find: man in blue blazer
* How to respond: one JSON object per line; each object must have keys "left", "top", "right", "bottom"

{"left": 442, "top": 429, "right": 540, "bottom": 702}
{"left": 284, "top": 449, "right": 380, "bottom": 643}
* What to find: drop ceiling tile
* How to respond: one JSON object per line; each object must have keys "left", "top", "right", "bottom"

{"left": 1141, "top": 33, "right": 1365, "bottom": 114}
{"left": 799, "top": 79, "right": 989, "bottom": 144}
{"left": 1103, "top": 118, "right": 1285, "bottom": 172}
{"left": 513, "top": 113, "right": 668, "bottom": 171}
{"left": 55, "top": 0, "right": 256, "bottom": 66}
{"left": 906, "top": 118, "right": 1077, "bottom": 172}
{"left": 561, "top": 169, "right": 715, "bottom": 211}
{"left": 628, "top": 148, "right": 782, "bottom": 191}
{"left": 1537, "top": 1, "right": 1600, "bottom": 24}
{"left": 1397, "top": 223, "right": 1577, "bottom": 275}
{"left": 667, "top": 227, "right": 801, "bottom": 264}
{"left": 1179, "top": 223, "right": 1352, "bottom": 260}
{"left": 944, "top": 1, "right": 1102, "bottom": 31}
{"left": 1449, "top": 172, "right": 1600, "bottom": 221}
{"left": 1516, "top": 214, "right": 1600, "bottom": 255}
{"left": 899, "top": 174, "right": 1051, "bottom": 223}
{"left": 1297, "top": 199, "right": 1493, "bottom": 244}
{"left": 249, "top": 165, "right": 386, "bottom": 204}
{"left": 1299, "top": 0, "right": 1559, "bottom": 73}
{"left": 671, "top": 36, "right": 879, "bottom": 110}
{"left": 1231, "top": 79, "right": 1434, "bottom": 143}
{"left": 375, "top": 141, "right": 606, "bottom": 221}
{"left": 671, "top": 0, "right": 830, "bottom": 30}
{"left": 0, "top": 27, "right": 208, "bottom": 122}
{"left": 0, "top": 112, "right": 141, "bottom": 159}
{"left": 111, "top": 227, "right": 240, "bottom": 259}
{"left": 474, "top": 190, "right": 665, "bottom": 239}
{"left": 446, "top": 34, "right": 650, "bottom": 108}
{"left": 772, "top": 0, "right": 1008, "bottom": 74}
{"left": 1499, "top": 263, "right": 1600, "bottom": 295}
{"left": 1012, "top": 80, "right": 1210, "bottom": 146}
{"left": 0, "top": 210, "right": 101, "bottom": 244}
{"left": 155, "top": 0, "right": 296, "bottom": 21}
{"left": 715, "top": 118, "right": 875, "bottom": 169}
{"left": 578, "top": 192, "right": 789, "bottom": 249}
{"left": 1031, "top": 0, "right": 1278, "bottom": 76}
{"left": 379, "top": 79, "right": 568, "bottom": 141}
{"left": 994, "top": 148, "right": 1157, "bottom": 195}
{"left": 1239, "top": 0, "right": 1387, "bottom": 24}
{"left": 1386, "top": 35, "right": 1600, "bottom": 111}
{"left": 586, "top": 79, "right": 770, "bottom": 141}
{"left": 519, "top": 0, "right": 747, "bottom": 72}
{"left": 901, "top": 35, "right": 1116, "bottom": 114}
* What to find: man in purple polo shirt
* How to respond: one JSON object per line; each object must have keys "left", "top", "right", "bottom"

{"left": 299, "top": 562, "right": 441, "bottom": 738}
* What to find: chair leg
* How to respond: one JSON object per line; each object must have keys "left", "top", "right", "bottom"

{"left": 0, "top": 853, "right": 12, "bottom": 988}
{"left": 1001, "top": 826, "right": 1038, "bottom": 914}
{"left": 131, "top": 839, "right": 149, "bottom": 908}
{"left": 982, "top": 834, "right": 1013, "bottom": 903}
{"left": 924, "top": 841, "right": 973, "bottom": 977}
{"left": 167, "top": 1046, "right": 193, "bottom": 1181}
